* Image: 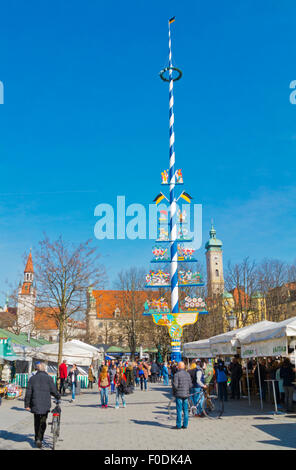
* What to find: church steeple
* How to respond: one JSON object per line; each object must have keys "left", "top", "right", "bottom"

{"left": 17, "top": 250, "right": 36, "bottom": 332}
{"left": 205, "top": 223, "right": 224, "bottom": 297}
{"left": 23, "top": 250, "right": 34, "bottom": 286}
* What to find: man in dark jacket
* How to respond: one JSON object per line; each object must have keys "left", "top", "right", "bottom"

{"left": 151, "top": 361, "right": 159, "bottom": 383}
{"left": 228, "top": 357, "right": 243, "bottom": 399}
{"left": 25, "top": 362, "right": 60, "bottom": 448}
{"left": 172, "top": 362, "right": 192, "bottom": 430}
{"left": 280, "top": 358, "right": 295, "bottom": 413}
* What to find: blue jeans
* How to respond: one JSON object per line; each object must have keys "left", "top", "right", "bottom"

{"left": 115, "top": 388, "right": 126, "bottom": 407}
{"left": 71, "top": 383, "right": 76, "bottom": 400}
{"left": 176, "top": 397, "right": 189, "bottom": 429}
{"left": 140, "top": 377, "right": 147, "bottom": 390}
{"left": 191, "top": 387, "right": 204, "bottom": 414}
{"left": 100, "top": 388, "right": 109, "bottom": 406}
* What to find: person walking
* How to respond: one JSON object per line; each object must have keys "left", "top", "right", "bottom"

{"left": 215, "top": 360, "right": 228, "bottom": 402}
{"left": 172, "top": 361, "right": 193, "bottom": 430}
{"left": 24, "top": 362, "right": 60, "bottom": 449}
{"left": 280, "top": 358, "right": 295, "bottom": 413}
{"left": 229, "top": 357, "right": 243, "bottom": 399}
{"left": 68, "top": 364, "right": 79, "bottom": 403}
{"left": 109, "top": 363, "right": 117, "bottom": 394}
{"left": 126, "top": 363, "right": 135, "bottom": 389}
{"left": 88, "top": 364, "right": 95, "bottom": 390}
{"left": 162, "top": 363, "right": 169, "bottom": 386}
{"left": 138, "top": 364, "right": 146, "bottom": 391}
{"left": 98, "top": 365, "right": 110, "bottom": 408}
{"left": 114, "top": 367, "right": 127, "bottom": 409}
{"left": 142, "top": 361, "right": 149, "bottom": 390}
{"left": 59, "top": 360, "right": 68, "bottom": 396}
{"left": 151, "top": 361, "right": 159, "bottom": 383}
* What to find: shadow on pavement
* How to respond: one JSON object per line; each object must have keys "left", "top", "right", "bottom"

{"left": 253, "top": 423, "right": 296, "bottom": 449}
{"left": 129, "top": 419, "right": 172, "bottom": 429}
{"left": 0, "top": 430, "right": 35, "bottom": 448}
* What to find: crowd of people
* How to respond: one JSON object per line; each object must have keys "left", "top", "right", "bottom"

{"left": 23, "top": 355, "right": 295, "bottom": 447}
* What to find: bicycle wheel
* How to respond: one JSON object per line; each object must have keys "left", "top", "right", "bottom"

{"left": 52, "top": 419, "right": 58, "bottom": 450}
{"left": 205, "top": 395, "right": 224, "bottom": 419}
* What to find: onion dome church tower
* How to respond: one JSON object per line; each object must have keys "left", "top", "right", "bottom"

{"left": 205, "top": 223, "right": 224, "bottom": 297}
{"left": 17, "top": 251, "right": 37, "bottom": 332}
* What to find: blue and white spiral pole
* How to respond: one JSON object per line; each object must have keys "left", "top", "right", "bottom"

{"left": 168, "top": 21, "right": 179, "bottom": 319}
{"left": 159, "top": 18, "right": 183, "bottom": 363}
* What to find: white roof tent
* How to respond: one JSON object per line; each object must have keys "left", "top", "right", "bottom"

{"left": 240, "top": 316, "right": 296, "bottom": 358}
{"left": 208, "top": 321, "right": 275, "bottom": 356}
{"left": 183, "top": 320, "right": 276, "bottom": 358}
{"left": 183, "top": 339, "right": 212, "bottom": 358}
{"left": 34, "top": 340, "right": 104, "bottom": 366}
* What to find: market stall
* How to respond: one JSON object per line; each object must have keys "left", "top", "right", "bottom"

{"left": 239, "top": 317, "right": 296, "bottom": 411}
{"left": 32, "top": 340, "right": 104, "bottom": 389}
{"left": 183, "top": 338, "right": 213, "bottom": 358}
{"left": 0, "top": 338, "right": 23, "bottom": 401}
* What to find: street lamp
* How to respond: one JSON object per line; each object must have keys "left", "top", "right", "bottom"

{"left": 227, "top": 310, "right": 237, "bottom": 330}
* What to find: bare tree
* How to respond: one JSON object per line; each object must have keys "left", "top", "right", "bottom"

{"left": 34, "top": 236, "right": 106, "bottom": 378}
{"left": 256, "top": 258, "right": 289, "bottom": 321}
{"left": 114, "top": 267, "right": 149, "bottom": 360}
{"left": 224, "top": 257, "right": 259, "bottom": 326}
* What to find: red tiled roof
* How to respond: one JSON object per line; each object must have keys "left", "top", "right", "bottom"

{"left": 34, "top": 308, "right": 86, "bottom": 331}
{"left": 92, "top": 290, "right": 155, "bottom": 319}
{"left": 34, "top": 307, "right": 60, "bottom": 330}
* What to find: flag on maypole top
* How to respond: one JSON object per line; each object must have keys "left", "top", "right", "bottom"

{"left": 169, "top": 17, "right": 176, "bottom": 24}
{"left": 180, "top": 191, "right": 193, "bottom": 203}
{"left": 153, "top": 193, "right": 166, "bottom": 205}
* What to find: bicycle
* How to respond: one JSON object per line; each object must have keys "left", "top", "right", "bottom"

{"left": 168, "top": 389, "right": 222, "bottom": 420}
{"left": 51, "top": 399, "right": 61, "bottom": 450}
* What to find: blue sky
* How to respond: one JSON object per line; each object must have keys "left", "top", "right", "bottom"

{"left": 0, "top": 1, "right": 296, "bottom": 303}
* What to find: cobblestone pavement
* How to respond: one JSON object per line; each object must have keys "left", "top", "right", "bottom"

{"left": 0, "top": 383, "right": 296, "bottom": 450}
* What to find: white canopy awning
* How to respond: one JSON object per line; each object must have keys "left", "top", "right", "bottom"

{"left": 209, "top": 321, "right": 275, "bottom": 356}
{"left": 183, "top": 339, "right": 212, "bottom": 358}
{"left": 240, "top": 317, "right": 296, "bottom": 358}
{"left": 34, "top": 341, "right": 101, "bottom": 366}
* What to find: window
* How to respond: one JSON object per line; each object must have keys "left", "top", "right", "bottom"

{"left": 215, "top": 269, "right": 219, "bottom": 277}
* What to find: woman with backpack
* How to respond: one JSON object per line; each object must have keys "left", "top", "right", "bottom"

{"left": 98, "top": 366, "right": 110, "bottom": 408}
{"left": 114, "top": 367, "right": 127, "bottom": 409}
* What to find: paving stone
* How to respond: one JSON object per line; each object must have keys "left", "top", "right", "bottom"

{"left": 0, "top": 383, "right": 295, "bottom": 450}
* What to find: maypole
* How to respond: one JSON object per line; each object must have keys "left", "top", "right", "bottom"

{"left": 143, "top": 18, "right": 208, "bottom": 363}
{"left": 168, "top": 18, "right": 179, "bottom": 318}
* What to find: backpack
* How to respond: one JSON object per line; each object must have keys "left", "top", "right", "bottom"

{"left": 100, "top": 375, "right": 109, "bottom": 387}
{"left": 216, "top": 368, "right": 227, "bottom": 383}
